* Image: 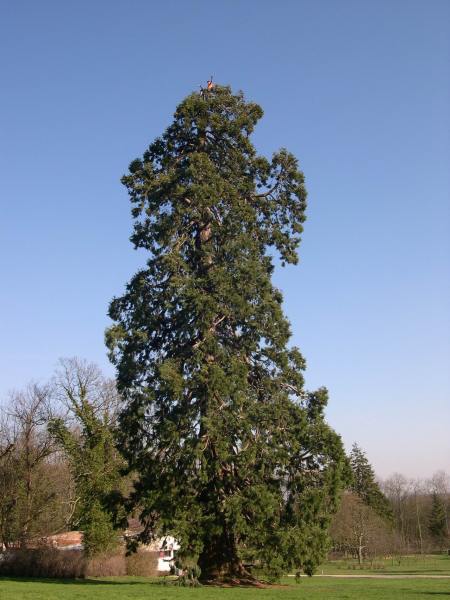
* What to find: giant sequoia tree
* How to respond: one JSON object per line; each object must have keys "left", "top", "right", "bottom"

{"left": 106, "top": 85, "right": 348, "bottom": 582}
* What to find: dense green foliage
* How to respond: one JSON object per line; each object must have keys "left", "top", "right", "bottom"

{"left": 106, "top": 85, "right": 348, "bottom": 580}
{"left": 349, "top": 444, "right": 392, "bottom": 520}
{"left": 428, "top": 493, "right": 448, "bottom": 546}
{"left": 49, "top": 359, "right": 124, "bottom": 556}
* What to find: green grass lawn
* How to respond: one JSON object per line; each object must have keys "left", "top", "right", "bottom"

{"left": 318, "top": 554, "right": 450, "bottom": 576}
{"left": 1, "top": 557, "right": 449, "bottom": 599}
{"left": 0, "top": 576, "right": 449, "bottom": 600}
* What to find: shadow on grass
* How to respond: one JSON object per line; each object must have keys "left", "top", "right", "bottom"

{"left": 0, "top": 577, "right": 168, "bottom": 586}
{"left": 415, "top": 594, "right": 450, "bottom": 597}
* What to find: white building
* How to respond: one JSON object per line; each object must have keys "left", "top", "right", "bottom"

{"left": 44, "top": 529, "right": 180, "bottom": 574}
{"left": 153, "top": 535, "right": 180, "bottom": 572}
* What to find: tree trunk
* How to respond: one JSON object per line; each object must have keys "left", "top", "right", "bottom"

{"left": 357, "top": 536, "right": 363, "bottom": 566}
{"left": 198, "top": 529, "right": 252, "bottom": 583}
{"left": 195, "top": 215, "right": 250, "bottom": 584}
{"left": 415, "top": 494, "right": 423, "bottom": 554}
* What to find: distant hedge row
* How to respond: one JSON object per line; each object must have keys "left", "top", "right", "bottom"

{"left": 0, "top": 547, "right": 158, "bottom": 578}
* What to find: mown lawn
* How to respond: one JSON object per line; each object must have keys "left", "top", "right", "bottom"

{"left": 319, "top": 554, "right": 450, "bottom": 576}
{"left": 0, "top": 576, "right": 449, "bottom": 600}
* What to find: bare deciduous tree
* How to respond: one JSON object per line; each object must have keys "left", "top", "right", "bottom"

{"left": 330, "top": 492, "right": 398, "bottom": 565}
{"left": 0, "top": 384, "right": 71, "bottom": 547}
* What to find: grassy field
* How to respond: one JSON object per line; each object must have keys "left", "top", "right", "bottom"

{"left": 1, "top": 556, "right": 449, "bottom": 599}
{"left": 1, "top": 576, "right": 450, "bottom": 600}
{"left": 318, "top": 553, "right": 450, "bottom": 575}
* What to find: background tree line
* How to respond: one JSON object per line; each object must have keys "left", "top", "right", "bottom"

{"left": 0, "top": 358, "right": 124, "bottom": 554}
{"left": 330, "top": 443, "right": 449, "bottom": 563}
{"left": 1, "top": 360, "right": 448, "bottom": 561}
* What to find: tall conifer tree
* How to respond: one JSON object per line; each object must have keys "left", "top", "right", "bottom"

{"left": 428, "top": 493, "right": 448, "bottom": 547}
{"left": 349, "top": 443, "right": 392, "bottom": 520}
{"left": 106, "top": 85, "right": 348, "bottom": 582}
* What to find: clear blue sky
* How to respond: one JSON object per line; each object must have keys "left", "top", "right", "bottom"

{"left": 1, "top": 0, "right": 449, "bottom": 478}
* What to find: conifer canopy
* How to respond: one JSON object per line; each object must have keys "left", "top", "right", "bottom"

{"left": 428, "top": 493, "right": 448, "bottom": 546}
{"left": 349, "top": 443, "right": 392, "bottom": 521}
{"left": 106, "top": 85, "right": 348, "bottom": 582}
